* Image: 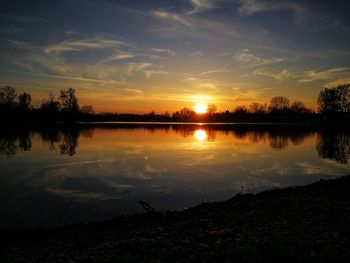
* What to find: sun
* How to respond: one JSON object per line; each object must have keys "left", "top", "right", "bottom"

{"left": 194, "top": 104, "right": 207, "bottom": 114}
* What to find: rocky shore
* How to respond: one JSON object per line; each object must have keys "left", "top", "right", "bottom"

{"left": 1, "top": 176, "right": 350, "bottom": 263}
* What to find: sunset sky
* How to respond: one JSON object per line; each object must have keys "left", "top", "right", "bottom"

{"left": 1, "top": 0, "right": 350, "bottom": 113}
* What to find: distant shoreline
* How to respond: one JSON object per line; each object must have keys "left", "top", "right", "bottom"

{"left": 1, "top": 175, "right": 350, "bottom": 262}
{"left": 3, "top": 120, "right": 350, "bottom": 130}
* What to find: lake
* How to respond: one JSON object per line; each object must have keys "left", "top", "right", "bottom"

{"left": 1, "top": 123, "right": 350, "bottom": 229}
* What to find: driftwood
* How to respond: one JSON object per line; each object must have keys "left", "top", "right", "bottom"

{"left": 231, "top": 185, "right": 245, "bottom": 200}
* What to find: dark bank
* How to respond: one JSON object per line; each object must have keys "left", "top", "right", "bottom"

{"left": 1, "top": 175, "right": 350, "bottom": 262}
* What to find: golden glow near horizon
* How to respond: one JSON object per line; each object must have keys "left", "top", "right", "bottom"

{"left": 0, "top": 1, "right": 346, "bottom": 113}
{"left": 194, "top": 104, "right": 208, "bottom": 114}
{"left": 194, "top": 129, "right": 207, "bottom": 141}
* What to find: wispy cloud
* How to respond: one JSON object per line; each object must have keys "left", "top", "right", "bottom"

{"left": 44, "top": 36, "right": 127, "bottom": 54}
{"left": 127, "top": 62, "right": 168, "bottom": 79}
{"left": 231, "top": 87, "right": 274, "bottom": 102}
{"left": 0, "top": 69, "right": 123, "bottom": 85}
{"left": 5, "top": 39, "right": 34, "bottom": 49}
{"left": 100, "top": 50, "right": 136, "bottom": 62}
{"left": 199, "top": 68, "right": 230, "bottom": 75}
{"left": 152, "top": 48, "right": 176, "bottom": 56}
{"left": 324, "top": 78, "right": 350, "bottom": 88}
{"left": 152, "top": 10, "right": 192, "bottom": 27}
{"left": 299, "top": 67, "right": 350, "bottom": 83}
{"left": 188, "top": 0, "right": 218, "bottom": 14}
{"left": 235, "top": 49, "right": 284, "bottom": 67}
{"left": 237, "top": 0, "right": 340, "bottom": 30}
{"left": 123, "top": 88, "right": 143, "bottom": 94}
{"left": 189, "top": 51, "right": 204, "bottom": 57}
{"left": 152, "top": 9, "right": 242, "bottom": 40}
{"left": 253, "top": 68, "right": 293, "bottom": 82}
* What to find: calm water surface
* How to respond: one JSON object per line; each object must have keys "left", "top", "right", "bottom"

{"left": 1, "top": 124, "right": 350, "bottom": 229}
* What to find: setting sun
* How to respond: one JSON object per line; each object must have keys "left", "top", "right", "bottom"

{"left": 194, "top": 105, "right": 208, "bottom": 114}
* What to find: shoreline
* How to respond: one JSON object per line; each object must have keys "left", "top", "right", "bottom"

{"left": 1, "top": 175, "right": 350, "bottom": 262}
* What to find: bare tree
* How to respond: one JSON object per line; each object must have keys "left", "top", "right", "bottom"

{"left": 0, "top": 86, "right": 17, "bottom": 107}
{"left": 290, "top": 101, "right": 310, "bottom": 113}
{"left": 249, "top": 102, "right": 267, "bottom": 114}
{"left": 269, "top": 96, "right": 290, "bottom": 112}
{"left": 60, "top": 88, "right": 79, "bottom": 113}
{"left": 207, "top": 104, "right": 217, "bottom": 115}
{"left": 178, "top": 107, "right": 196, "bottom": 121}
{"left": 81, "top": 105, "right": 95, "bottom": 114}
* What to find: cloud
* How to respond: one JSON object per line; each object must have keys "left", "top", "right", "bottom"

{"left": 152, "top": 48, "right": 176, "bottom": 56}
{"left": 5, "top": 39, "right": 34, "bottom": 49}
{"left": 237, "top": 0, "right": 340, "bottom": 30}
{"left": 143, "top": 70, "right": 169, "bottom": 79}
{"left": 152, "top": 10, "right": 192, "bottom": 27}
{"left": 253, "top": 68, "right": 293, "bottom": 82}
{"left": 123, "top": 88, "right": 143, "bottom": 94}
{"left": 298, "top": 67, "right": 350, "bottom": 83}
{"left": 231, "top": 88, "right": 273, "bottom": 102}
{"left": 64, "top": 30, "right": 80, "bottom": 35}
{"left": 151, "top": 9, "right": 241, "bottom": 40}
{"left": 199, "top": 68, "right": 230, "bottom": 75}
{"left": 44, "top": 36, "right": 127, "bottom": 54}
{"left": 0, "top": 69, "right": 123, "bottom": 85}
{"left": 324, "top": 78, "right": 350, "bottom": 88}
{"left": 101, "top": 50, "right": 136, "bottom": 62}
{"left": 199, "top": 82, "right": 218, "bottom": 89}
{"left": 127, "top": 62, "right": 168, "bottom": 79}
{"left": 127, "top": 62, "right": 152, "bottom": 73}
{"left": 100, "top": 47, "right": 176, "bottom": 63}
{"left": 188, "top": 0, "right": 218, "bottom": 14}
{"left": 189, "top": 51, "right": 204, "bottom": 57}
{"left": 235, "top": 49, "right": 284, "bottom": 67}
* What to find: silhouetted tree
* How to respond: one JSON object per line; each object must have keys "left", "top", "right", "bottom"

{"left": 317, "top": 84, "right": 350, "bottom": 113}
{"left": 18, "top": 92, "right": 31, "bottom": 111}
{"left": 173, "top": 107, "right": 196, "bottom": 121}
{"left": 40, "top": 93, "right": 61, "bottom": 121}
{"left": 234, "top": 106, "right": 248, "bottom": 113}
{"left": 207, "top": 104, "right": 217, "bottom": 115}
{"left": 0, "top": 86, "right": 17, "bottom": 108}
{"left": 290, "top": 101, "right": 310, "bottom": 114}
{"left": 60, "top": 88, "right": 79, "bottom": 113}
{"left": 269, "top": 96, "right": 290, "bottom": 112}
{"left": 249, "top": 102, "right": 267, "bottom": 114}
{"left": 81, "top": 105, "right": 95, "bottom": 114}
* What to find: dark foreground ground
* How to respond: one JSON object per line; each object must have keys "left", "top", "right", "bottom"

{"left": 1, "top": 176, "right": 350, "bottom": 263}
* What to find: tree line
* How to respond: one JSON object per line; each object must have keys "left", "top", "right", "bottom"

{"left": 0, "top": 84, "right": 349, "bottom": 123}
{"left": 0, "top": 87, "right": 94, "bottom": 122}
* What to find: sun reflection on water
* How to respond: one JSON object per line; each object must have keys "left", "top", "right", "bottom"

{"left": 194, "top": 129, "right": 207, "bottom": 141}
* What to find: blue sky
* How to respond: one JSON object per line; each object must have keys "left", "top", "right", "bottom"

{"left": 1, "top": 0, "right": 350, "bottom": 112}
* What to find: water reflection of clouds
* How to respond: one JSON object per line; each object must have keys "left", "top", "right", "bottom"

{"left": 250, "top": 163, "right": 290, "bottom": 176}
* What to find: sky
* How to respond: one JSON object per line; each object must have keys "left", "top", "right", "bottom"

{"left": 1, "top": 0, "right": 350, "bottom": 113}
